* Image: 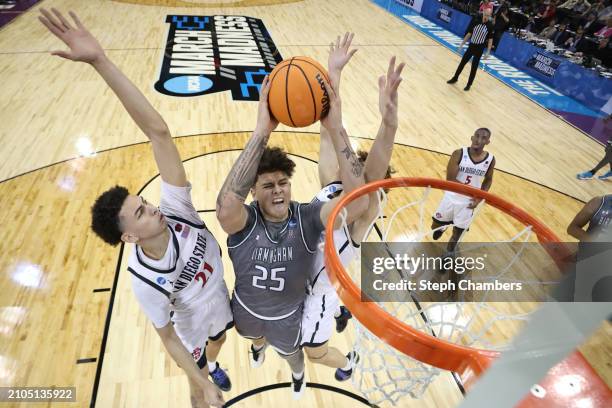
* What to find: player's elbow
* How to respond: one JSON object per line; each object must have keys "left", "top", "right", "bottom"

{"left": 346, "top": 193, "right": 369, "bottom": 223}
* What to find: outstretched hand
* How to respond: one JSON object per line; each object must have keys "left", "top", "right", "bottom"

{"left": 378, "top": 56, "right": 405, "bottom": 128}
{"left": 38, "top": 8, "right": 105, "bottom": 64}
{"left": 328, "top": 32, "right": 357, "bottom": 84}
{"left": 255, "top": 75, "right": 279, "bottom": 135}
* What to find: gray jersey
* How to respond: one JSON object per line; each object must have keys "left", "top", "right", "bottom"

{"left": 228, "top": 201, "right": 325, "bottom": 320}
{"left": 587, "top": 195, "right": 612, "bottom": 239}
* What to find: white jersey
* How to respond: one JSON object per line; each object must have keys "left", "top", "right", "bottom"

{"left": 447, "top": 147, "right": 494, "bottom": 204}
{"left": 310, "top": 181, "right": 359, "bottom": 295}
{"left": 128, "top": 182, "right": 226, "bottom": 331}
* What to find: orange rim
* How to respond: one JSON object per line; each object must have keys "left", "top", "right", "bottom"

{"left": 323, "top": 177, "right": 571, "bottom": 386}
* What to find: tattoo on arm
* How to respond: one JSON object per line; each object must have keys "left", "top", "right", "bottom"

{"left": 217, "top": 132, "right": 270, "bottom": 207}
{"left": 340, "top": 145, "right": 364, "bottom": 177}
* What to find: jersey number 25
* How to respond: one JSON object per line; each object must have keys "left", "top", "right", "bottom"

{"left": 252, "top": 265, "right": 285, "bottom": 291}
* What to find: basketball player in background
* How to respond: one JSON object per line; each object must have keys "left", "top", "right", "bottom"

{"left": 39, "top": 9, "right": 230, "bottom": 408}
{"left": 215, "top": 71, "right": 368, "bottom": 398}
{"left": 567, "top": 195, "right": 612, "bottom": 242}
{"left": 301, "top": 34, "right": 404, "bottom": 381}
{"left": 431, "top": 128, "right": 495, "bottom": 253}
{"left": 576, "top": 138, "right": 612, "bottom": 180}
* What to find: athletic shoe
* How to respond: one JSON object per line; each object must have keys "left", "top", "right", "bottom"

{"left": 335, "top": 306, "right": 353, "bottom": 333}
{"left": 447, "top": 77, "right": 458, "bottom": 84}
{"left": 292, "top": 373, "right": 306, "bottom": 400}
{"left": 464, "top": 85, "right": 471, "bottom": 91}
{"left": 208, "top": 362, "right": 232, "bottom": 392}
{"left": 432, "top": 229, "right": 444, "bottom": 240}
{"left": 598, "top": 171, "right": 612, "bottom": 180}
{"left": 335, "top": 351, "right": 360, "bottom": 382}
{"left": 576, "top": 171, "right": 594, "bottom": 180}
{"left": 250, "top": 344, "right": 266, "bottom": 368}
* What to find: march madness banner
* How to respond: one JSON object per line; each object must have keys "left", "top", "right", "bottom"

{"left": 155, "top": 15, "right": 283, "bottom": 100}
{"left": 395, "top": 0, "right": 424, "bottom": 13}
{"left": 526, "top": 52, "right": 561, "bottom": 78}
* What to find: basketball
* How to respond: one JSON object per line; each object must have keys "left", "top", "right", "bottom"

{"left": 268, "top": 57, "right": 330, "bottom": 127}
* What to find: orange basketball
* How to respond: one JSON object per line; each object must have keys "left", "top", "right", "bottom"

{"left": 268, "top": 57, "right": 330, "bottom": 127}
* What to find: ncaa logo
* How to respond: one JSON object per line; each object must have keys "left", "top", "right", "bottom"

{"left": 157, "top": 277, "right": 167, "bottom": 285}
{"left": 288, "top": 219, "right": 297, "bottom": 228}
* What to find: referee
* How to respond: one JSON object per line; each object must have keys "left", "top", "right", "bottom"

{"left": 447, "top": 10, "right": 494, "bottom": 91}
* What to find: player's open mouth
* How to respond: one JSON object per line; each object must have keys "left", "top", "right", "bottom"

{"left": 272, "top": 198, "right": 283, "bottom": 204}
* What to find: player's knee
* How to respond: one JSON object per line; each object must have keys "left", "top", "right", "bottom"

{"left": 304, "top": 345, "right": 328, "bottom": 361}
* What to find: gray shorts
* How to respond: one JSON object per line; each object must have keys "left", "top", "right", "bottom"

{"left": 230, "top": 295, "right": 302, "bottom": 355}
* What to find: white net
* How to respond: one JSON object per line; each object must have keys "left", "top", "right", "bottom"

{"left": 331, "top": 183, "right": 561, "bottom": 406}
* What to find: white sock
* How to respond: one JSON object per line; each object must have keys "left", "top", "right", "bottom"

{"left": 341, "top": 357, "right": 351, "bottom": 371}
{"left": 292, "top": 370, "right": 304, "bottom": 380}
{"left": 207, "top": 360, "right": 217, "bottom": 373}
{"left": 334, "top": 306, "right": 342, "bottom": 318}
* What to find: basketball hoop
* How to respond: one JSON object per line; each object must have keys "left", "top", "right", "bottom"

{"left": 323, "top": 177, "right": 580, "bottom": 405}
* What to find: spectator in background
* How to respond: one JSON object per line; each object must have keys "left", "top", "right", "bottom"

{"left": 594, "top": 36, "right": 612, "bottom": 66}
{"left": 540, "top": 18, "right": 560, "bottom": 37}
{"left": 552, "top": 21, "right": 572, "bottom": 44}
{"left": 581, "top": 0, "right": 605, "bottom": 17}
{"left": 537, "top": 0, "right": 559, "bottom": 25}
{"left": 526, "top": 15, "right": 539, "bottom": 32}
{"left": 480, "top": 0, "right": 494, "bottom": 14}
{"left": 565, "top": 26, "right": 590, "bottom": 50}
{"left": 595, "top": 17, "right": 612, "bottom": 36}
{"left": 493, "top": 0, "right": 511, "bottom": 50}
{"left": 595, "top": 1, "right": 612, "bottom": 22}
{"left": 559, "top": 0, "right": 591, "bottom": 14}
{"left": 584, "top": 12, "right": 601, "bottom": 35}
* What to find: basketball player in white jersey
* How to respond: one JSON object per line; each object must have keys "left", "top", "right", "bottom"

{"left": 568, "top": 195, "right": 612, "bottom": 242}
{"left": 301, "top": 34, "right": 405, "bottom": 381}
{"left": 431, "top": 128, "right": 495, "bottom": 253}
{"left": 39, "top": 9, "right": 230, "bottom": 407}
{"left": 216, "top": 64, "right": 368, "bottom": 398}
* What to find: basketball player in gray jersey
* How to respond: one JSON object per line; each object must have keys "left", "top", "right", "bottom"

{"left": 216, "top": 73, "right": 368, "bottom": 398}
{"left": 568, "top": 195, "right": 612, "bottom": 242}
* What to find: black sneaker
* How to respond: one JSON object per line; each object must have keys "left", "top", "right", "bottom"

{"left": 292, "top": 372, "right": 305, "bottom": 400}
{"left": 464, "top": 85, "right": 471, "bottom": 91}
{"left": 335, "top": 351, "right": 360, "bottom": 381}
{"left": 432, "top": 229, "right": 444, "bottom": 240}
{"left": 335, "top": 306, "right": 352, "bottom": 333}
{"left": 208, "top": 362, "right": 232, "bottom": 392}
{"left": 250, "top": 344, "right": 266, "bottom": 368}
{"left": 447, "top": 77, "right": 458, "bottom": 84}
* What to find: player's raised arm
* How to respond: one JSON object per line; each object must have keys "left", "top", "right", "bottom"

{"left": 363, "top": 56, "right": 404, "bottom": 183}
{"left": 319, "top": 79, "right": 368, "bottom": 228}
{"left": 318, "top": 33, "right": 358, "bottom": 187}
{"left": 216, "top": 75, "right": 278, "bottom": 234}
{"left": 38, "top": 8, "right": 186, "bottom": 187}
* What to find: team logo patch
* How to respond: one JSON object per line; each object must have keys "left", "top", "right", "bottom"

{"left": 157, "top": 277, "right": 167, "bottom": 285}
{"left": 436, "top": 212, "right": 442, "bottom": 218}
{"left": 192, "top": 347, "right": 202, "bottom": 361}
{"left": 288, "top": 219, "right": 297, "bottom": 228}
{"left": 155, "top": 15, "right": 283, "bottom": 100}
{"left": 174, "top": 224, "right": 183, "bottom": 232}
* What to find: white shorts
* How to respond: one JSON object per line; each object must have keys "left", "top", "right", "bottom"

{"left": 300, "top": 290, "right": 340, "bottom": 347}
{"left": 433, "top": 192, "right": 474, "bottom": 230}
{"left": 301, "top": 228, "right": 358, "bottom": 346}
{"left": 173, "top": 282, "right": 234, "bottom": 366}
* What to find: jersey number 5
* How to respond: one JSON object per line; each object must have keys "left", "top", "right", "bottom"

{"left": 252, "top": 265, "right": 285, "bottom": 291}
{"left": 464, "top": 175, "right": 472, "bottom": 185}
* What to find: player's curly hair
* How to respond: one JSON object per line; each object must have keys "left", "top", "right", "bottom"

{"left": 256, "top": 147, "right": 296, "bottom": 179}
{"left": 91, "top": 186, "right": 129, "bottom": 246}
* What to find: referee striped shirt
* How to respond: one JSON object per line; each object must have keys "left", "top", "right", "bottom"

{"left": 466, "top": 19, "right": 494, "bottom": 45}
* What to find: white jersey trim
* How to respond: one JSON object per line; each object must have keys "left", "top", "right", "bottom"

{"left": 233, "top": 291, "right": 298, "bottom": 321}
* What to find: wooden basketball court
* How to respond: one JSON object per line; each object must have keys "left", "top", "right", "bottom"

{"left": 0, "top": 0, "right": 609, "bottom": 407}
